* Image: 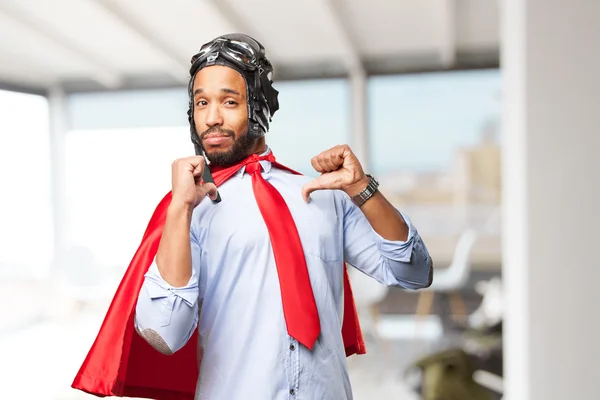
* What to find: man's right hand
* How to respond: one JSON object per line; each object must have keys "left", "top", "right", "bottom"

{"left": 170, "top": 156, "right": 218, "bottom": 209}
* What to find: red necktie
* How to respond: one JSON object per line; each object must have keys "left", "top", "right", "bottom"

{"left": 244, "top": 155, "right": 320, "bottom": 349}
{"left": 213, "top": 153, "right": 320, "bottom": 350}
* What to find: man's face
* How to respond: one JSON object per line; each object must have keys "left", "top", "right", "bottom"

{"left": 192, "top": 65, "right": 253, "bottom": 166}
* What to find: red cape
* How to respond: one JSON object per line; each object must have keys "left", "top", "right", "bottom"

{"left": 72, "top": 163, "right": 366, "bottom": 399}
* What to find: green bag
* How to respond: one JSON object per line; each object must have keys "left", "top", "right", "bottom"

{"left": 408, "top": 348, "right": 494, "bottom": 400}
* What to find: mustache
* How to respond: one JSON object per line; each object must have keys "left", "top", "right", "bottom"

{"left": 200, "top": 127, "right": 235, "bottom": 140}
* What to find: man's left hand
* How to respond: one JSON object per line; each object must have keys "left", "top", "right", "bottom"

{"left": 301, "top": 145, "right": 370, "bottom": 202}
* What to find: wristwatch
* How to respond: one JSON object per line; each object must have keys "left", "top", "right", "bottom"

{"left": 350, "top": 174, "right": 379, "bottom": 207}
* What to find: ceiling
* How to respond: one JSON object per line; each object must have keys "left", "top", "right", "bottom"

{"left": 0, "top": 0, "right": 499, "bottom": 94}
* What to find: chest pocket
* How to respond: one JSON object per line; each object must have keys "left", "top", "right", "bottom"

{"left": 294, "top": 203, "right": 343, "bottom": 263}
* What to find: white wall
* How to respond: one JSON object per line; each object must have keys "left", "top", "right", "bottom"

{"left": 502, "top": 0, "right": 600, "bottom": 399}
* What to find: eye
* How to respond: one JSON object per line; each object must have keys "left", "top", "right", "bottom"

{"left": 225, "top": 100, "right": 238, "bottom": 106}
{"left": 195, "top": 100, "right": 208, "bottom": 107}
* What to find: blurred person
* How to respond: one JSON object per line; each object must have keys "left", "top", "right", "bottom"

{"left": 73, "top": 33, "right": 433, "bottom": 400}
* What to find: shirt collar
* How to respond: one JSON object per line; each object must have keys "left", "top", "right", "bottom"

{"left": 236, "top": 146, "right": 272, "bottom": 178}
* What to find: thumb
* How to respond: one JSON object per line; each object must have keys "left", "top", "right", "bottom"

{"left": 301, "top": 179, "right": 324, "bottom": 202}
{"left": 197, "top": 182, "right": 218, "bottom": 202}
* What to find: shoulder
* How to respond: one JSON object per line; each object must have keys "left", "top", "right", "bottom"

{"left": 269, "top": 165, "right": 309, "bottom": 180}
{"left": 268, "top": 166, "right": 313, "bottom": 189}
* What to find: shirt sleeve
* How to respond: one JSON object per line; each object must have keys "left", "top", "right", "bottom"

{"left": 342, "top": 193, "right": 433, "bottom": 289}
{"left": 134, "top": 232, "right": 202, "bottom": 354}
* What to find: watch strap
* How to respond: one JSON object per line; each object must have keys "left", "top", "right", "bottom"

{"left": 350, "top": 174, "right": 379, "bottom": 207}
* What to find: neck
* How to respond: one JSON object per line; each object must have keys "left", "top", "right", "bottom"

{"left": 250, "top": 136, "right": 267, "bottom": 155}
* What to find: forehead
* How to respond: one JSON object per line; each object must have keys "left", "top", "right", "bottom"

{"left": 192, "top": 65, "right": 246, "bottom": 93}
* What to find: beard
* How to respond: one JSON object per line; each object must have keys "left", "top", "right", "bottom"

{"left": 199, "top": 127, "right": 255, "bottom": 167}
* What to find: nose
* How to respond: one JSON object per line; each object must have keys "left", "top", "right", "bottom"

{"left": 205, "top": 103, "right": 224, "bottom": 128}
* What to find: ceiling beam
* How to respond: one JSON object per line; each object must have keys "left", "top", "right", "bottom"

{"left": 204, "top": 0, "right": 257, "bottom": 40}
{"left": 323, "top": 0, "right": 363, "bottom": 74}
{"left": 0, "top": 79, "right": 48, "bottom": 96}
{"left": 94, "top": 0, "right": 189, "bottom": 84}
{"left": 0, "top": 47, "right": 58, "bottom": 89}
{"left": 56, "top": 52, "right": 500, "bottom": 94}
{"left": 439, "top": 0, "right": 457, "bottom": 67}
{"left": 0, "top": 1, "right": 122, "bottom": 89}
{"left": 203, "top": 0, "right": 281, "bottom": 65}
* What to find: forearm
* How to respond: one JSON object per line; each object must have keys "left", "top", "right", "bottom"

{"left": 346, "top": 177, "right": 408, "bottom": 241}
{"left": 156, "top": 203, "right": 194, "bottom": 287}
{"left": 359, "top": 191, "right": 408, "bottom": 241}
{"left": 343, "top": 200, "right": 432, "bottom": 289}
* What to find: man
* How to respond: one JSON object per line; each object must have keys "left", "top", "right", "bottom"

{"left": 73, "top": 33, "right": 432, "bottom": 400}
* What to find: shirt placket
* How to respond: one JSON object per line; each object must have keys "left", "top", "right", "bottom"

{"left": 287, "top": 336, "right": 299, "bottom": 399}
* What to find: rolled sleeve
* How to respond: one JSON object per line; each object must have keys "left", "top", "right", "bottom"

{"left": 374, "top": 228, "right": 432, "bottom": 289}
{"left": 135, "top": 254, "right": 200, "bottom": 353}
{"left": 144, "top": 263, "right": 199, "bottom": 307}
{"left": 373, "top": 211, "right": 416, "bottom": 263}
{"left": 342, "top": 194, "right": 432, "bottom": 289}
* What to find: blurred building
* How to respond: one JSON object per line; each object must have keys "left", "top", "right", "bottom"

{"left": 379, "top": 119, "right": 502, "bottom": 269}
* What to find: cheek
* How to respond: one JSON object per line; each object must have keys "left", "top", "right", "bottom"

{"left": 226, "top": 109, "right": 248, "bottom": 132}
{"left": 193, "top": 110, "right": 207, "bottom": 128}
{"left": 235, "top": 115, "right": 249, "bottom": 131}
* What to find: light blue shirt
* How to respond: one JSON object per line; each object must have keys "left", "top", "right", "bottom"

{"left": 135, "top": 153, "right": 432, "bottom": 400}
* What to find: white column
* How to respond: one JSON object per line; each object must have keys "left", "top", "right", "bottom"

{"left": 48, "top": 86, "right": 68, "bottom": 275}
{"left": 349, "top": 68, "right": 369, "bottom": 171}
{"left": 502, "top": 1, "right": 600, "bottom": 399}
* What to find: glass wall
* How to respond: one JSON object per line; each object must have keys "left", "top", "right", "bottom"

{"left": 369, "top": 69, "right": 502, "bottom": 268}
{"left": 63, "top": 79, "right": 350, "bottom": 272}
{"left": 369, "top": 69, "right": 501, "bottom": 175}
{"left": 62, "top": 71, "right": 502, "bottom": 273}
{"left": 64, "top": 126, "right": 190, "bottom": 269}
{"left": 0, "top": 70, "right": 502, "bottom": 399}
{"left": 0, "top": 90, "right": 52, "bottom": 278}
{"left": 267, "top": 79, "right": 349, "bottom": 175}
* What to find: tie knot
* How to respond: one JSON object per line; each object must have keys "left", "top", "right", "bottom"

{"left": 245, "top": 160, "right": 262, "bottom": 175}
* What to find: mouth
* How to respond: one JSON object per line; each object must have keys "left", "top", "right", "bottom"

{"left": 202, "top": 134, "right": 233, "bottom": 147}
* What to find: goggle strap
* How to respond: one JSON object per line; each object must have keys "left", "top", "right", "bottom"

{"left": 260, "top": 72, "right": 279, "bottom": 115}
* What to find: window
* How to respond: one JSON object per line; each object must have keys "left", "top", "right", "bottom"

{"left": 63, "top": 80, "right": 351, "bottom": 267}
{"left": 267, "top": 79, "right": 349, "bottom": 176}
{"left": 368, "top": 70, "right": 502, "bottom": 244}
{"left": 369, "top": 69, "right": 501, "bottom": 175}
{"left": 64, "top": 126, "right": 190, "bottom": 269}
{"left": 0, "top": 90, "right": 52, "bottom": 277}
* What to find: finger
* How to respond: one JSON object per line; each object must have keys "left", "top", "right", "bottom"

{"left": 205, "top": 183, "right": 219, "bottom": 201}
{"left": 173, "top": 156, "right": 204, "bottom": 172}
{"left": 191, "top": 156, "right": 205, "bottom": 177}
{"left": 301, "top": 179, "right": 324, "bottom": 202}
{"left": 338, "top": 144, "right": 352, "bottom": 158}
{"left": 324, "top": 151, "right": 342, "bottom": 171}
{"left": 197, "top": 182, "right": 218, "bottom": 201}
{"left": 310, "top": 156, "right": 325, "bottom": 173}
{"left": 316, "top": 154, "right": 333, "bottom": 172}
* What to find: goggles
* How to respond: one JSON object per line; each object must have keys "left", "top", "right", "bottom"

{"left": 190, "top": 37, "right": 266, "bottom": 73}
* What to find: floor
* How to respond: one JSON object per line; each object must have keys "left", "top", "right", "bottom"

{"left": 1, "top": 277, "right": 487, "bottom": 400}
{"left": 0, "top": 307, "right": 439, "bottom": 400}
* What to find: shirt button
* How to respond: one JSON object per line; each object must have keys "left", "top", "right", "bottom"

{"left": 289, "top": 388, "right": 295, "bottom": 395}
{"left": 289, "top": 344, "right": 295, "bottom": 351}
